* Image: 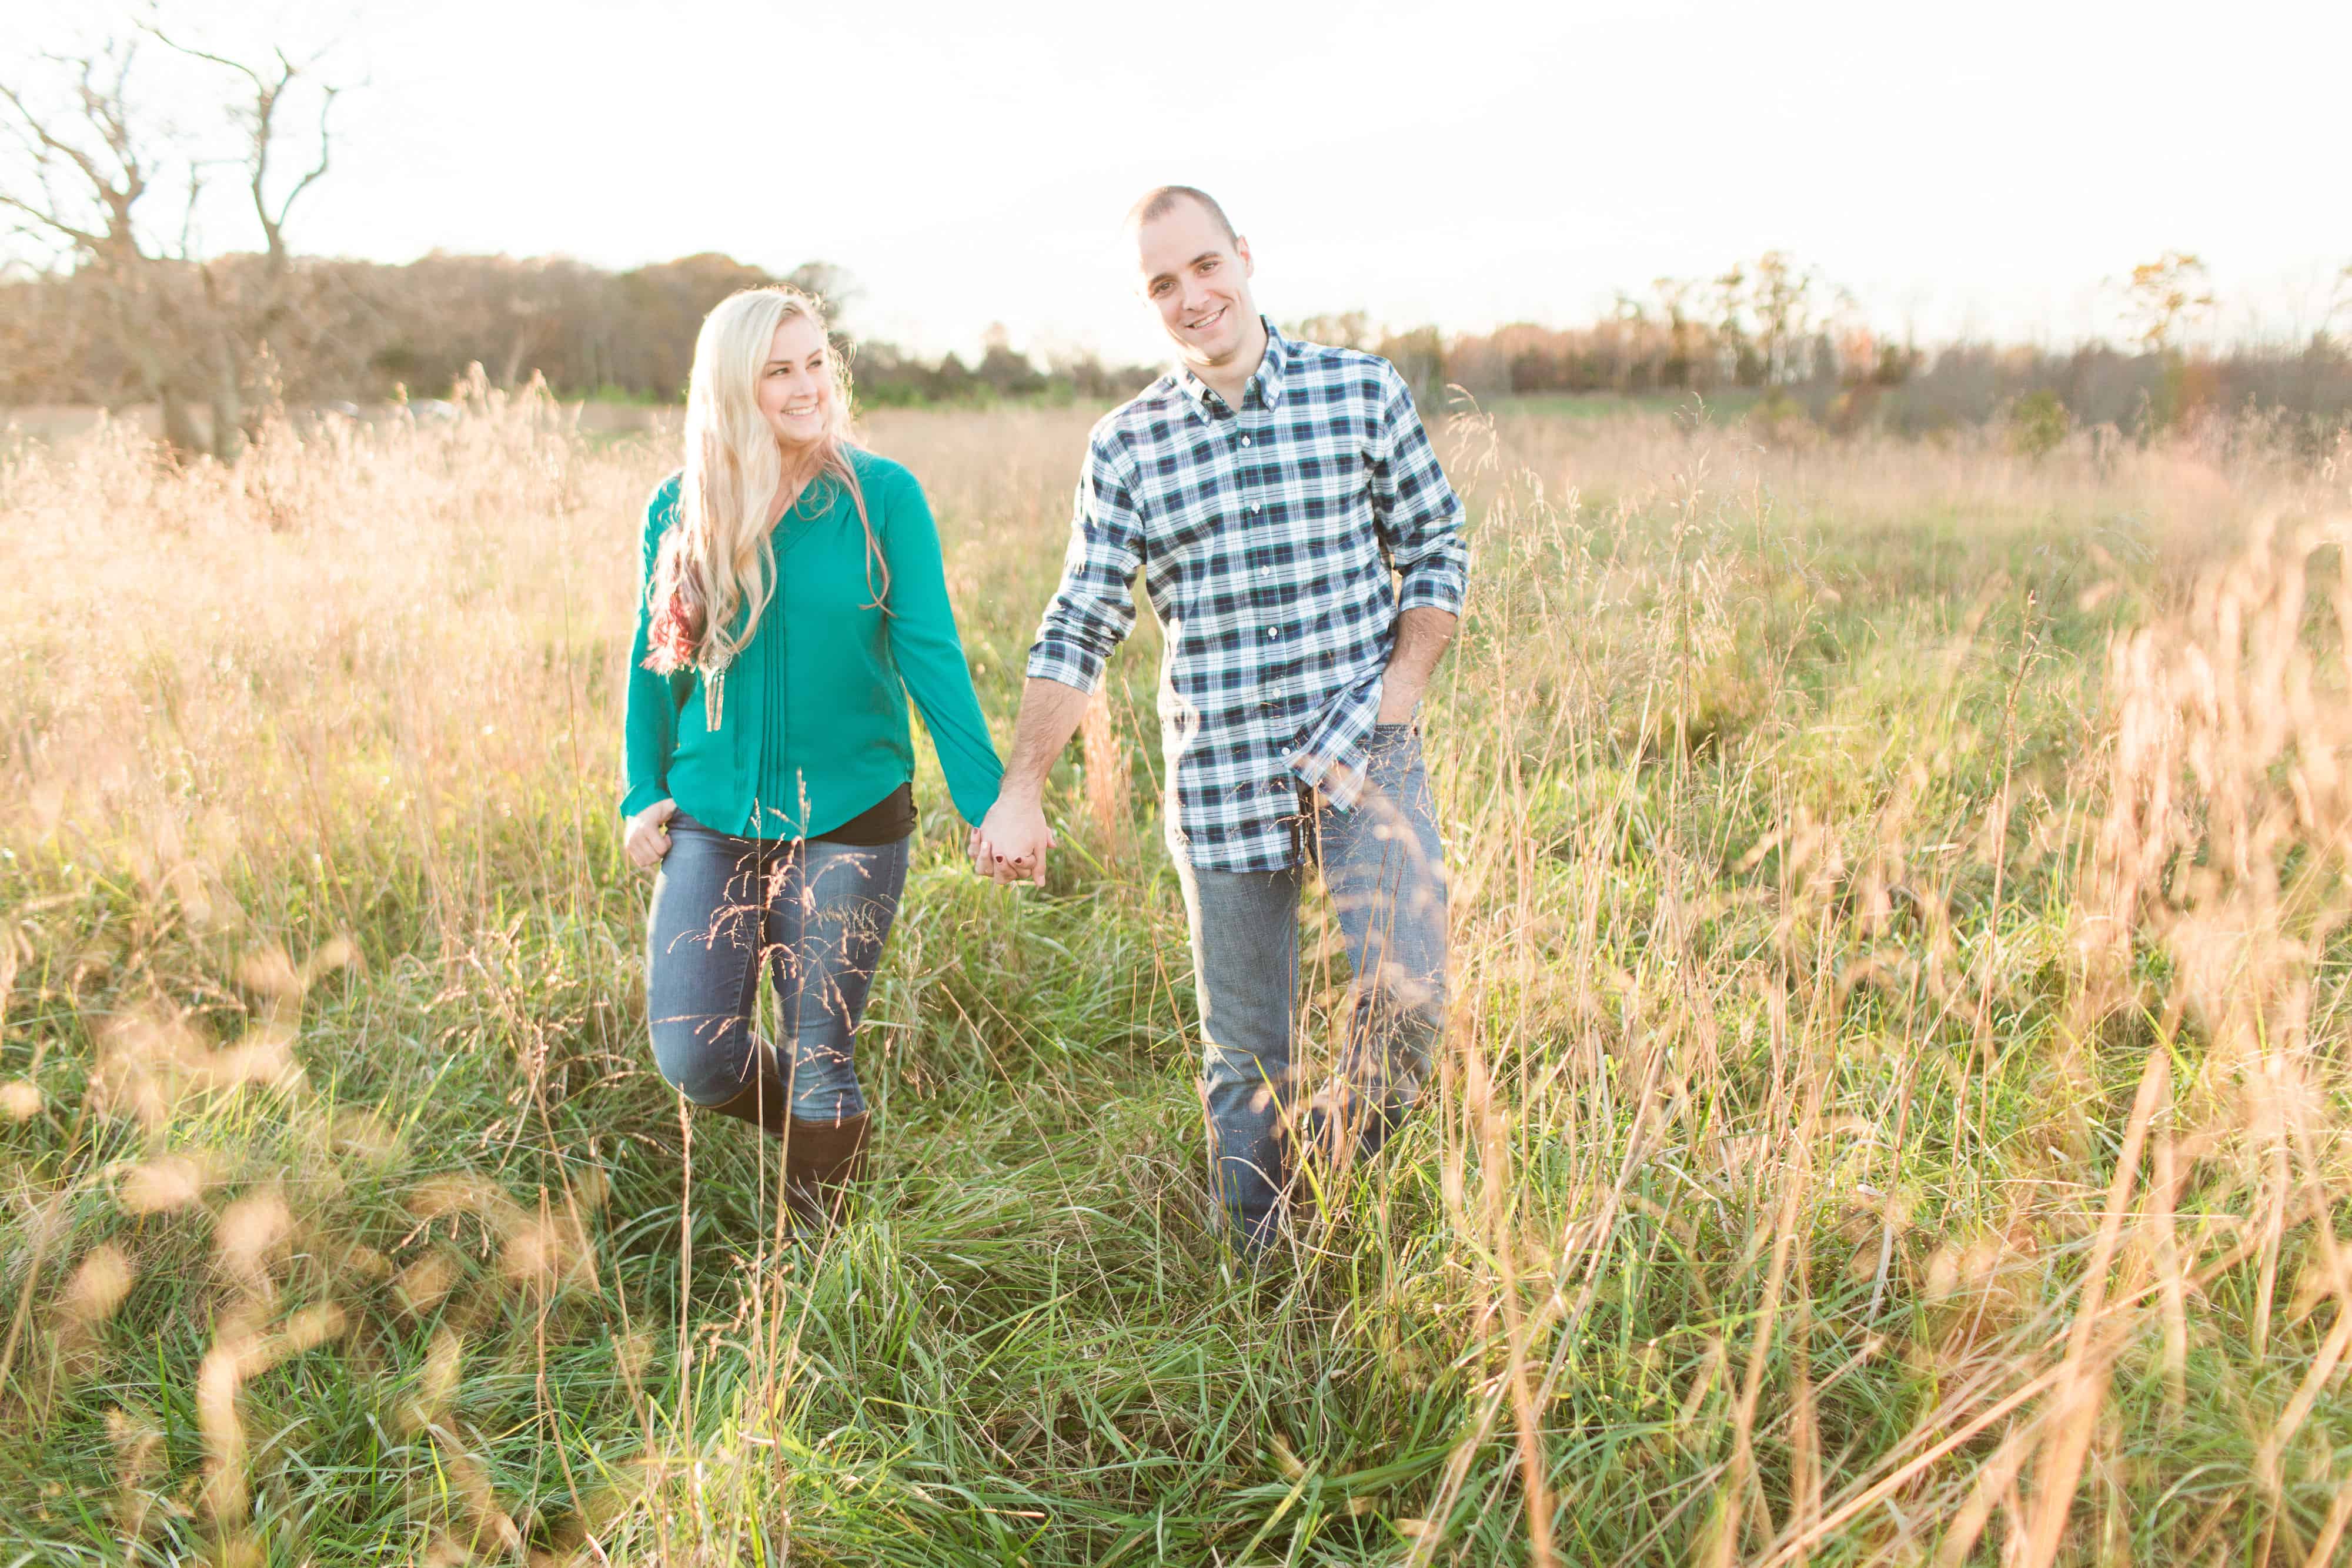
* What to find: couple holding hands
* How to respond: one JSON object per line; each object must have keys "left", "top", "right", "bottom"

{"left": 620, "top": 186, "right": 1468, "bottom": 1252}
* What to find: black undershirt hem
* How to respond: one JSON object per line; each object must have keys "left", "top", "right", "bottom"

{"left": 808, "top": 781, "right": 917, "bottom": 845}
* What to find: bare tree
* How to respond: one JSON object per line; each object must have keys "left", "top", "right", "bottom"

{"left": 149, "top": 25, "right": 340, "bottom": 454}
{"left": 1709, "top": 263, "right": 1758, "bottom": 386}
{"left": 1753, "top": 252, "right": 1841, "bottom": 386}
{"left": 1, "top": 41, "right": 196, "bottom": 445}
{"left": 1698, "top": 253, "right": 1851, "bottom": 389}
{"left": 0, "top": 25, "right": 345, "bottom": 458}
{"left": 1651, "top": 276, "right": 1703, "bottom": 389}
{"left": 783, "top": 260, "right": 860, "bottom": 330}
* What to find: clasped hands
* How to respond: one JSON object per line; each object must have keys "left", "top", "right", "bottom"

{"left": 967, "top": 791, "right": 1054, "bottom": 888}
{"left": 959, "top": 700, "right": 1408, "bottom": 891}
{"left": 963, "top": 761, "right": 1377, "bottom": 891}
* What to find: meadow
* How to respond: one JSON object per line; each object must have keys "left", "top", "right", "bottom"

{"left": 1, "top": 382, "right": 2348, "bottom": 1566}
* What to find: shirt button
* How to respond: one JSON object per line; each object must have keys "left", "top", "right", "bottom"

{"left": 1241, "top": 436, "right": 1252, "bottom": 446}
{"left": 1248, "top": 503, "right": 1261, "bottom": 514}
{"left": 1264, "top": 627, "right": 1279, "bottom": 640}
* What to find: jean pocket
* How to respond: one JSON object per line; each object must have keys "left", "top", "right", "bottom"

{"left": 1364, "top": 724, "right": 1422, "bottom": 786}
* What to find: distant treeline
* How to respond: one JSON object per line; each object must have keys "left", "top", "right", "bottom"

{"left": 6, "top": 249, "right": 2350, "bottom": 442}
{"left": 0, "top": 250, "right": 1162, "bottom": 412}
{"left": 1303, "top": 255, "right": 2352, "bottom": 443}
{"left": 1421, "top": 316, "right": 2352, "bottom": 442}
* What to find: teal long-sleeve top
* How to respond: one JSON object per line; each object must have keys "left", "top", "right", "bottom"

{"left": 620, "top": 450, "right": 1004, "bottom": 837}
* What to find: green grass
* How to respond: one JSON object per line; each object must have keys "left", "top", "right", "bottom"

{"left": 1, "top": 398, "right": 2347, "bottom": 1564}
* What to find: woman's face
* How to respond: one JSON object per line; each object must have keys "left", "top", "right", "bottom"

{"left": 757, "top": 313, "right": 832, "bottom": 450}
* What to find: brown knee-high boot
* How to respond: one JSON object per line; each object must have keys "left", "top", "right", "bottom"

{"left": 782, "top": 1112, "right": 870, "bottom": 1228}
{"left": 701, "top": 1071, "right": 871, "bottom": 1228}
{"left": 702, "top": 1064, "right": 790, "bottom": 1136}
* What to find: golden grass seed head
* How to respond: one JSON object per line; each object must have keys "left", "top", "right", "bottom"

{"left": 116, "top": 1154, "right": 216, "bottom": 1216}
{"left": 213, "top": 1188, "right": 294, "bottom": 1281}
{"left": 393, "top": 1252, "right": 459, "bottom": 1318}
{"left": 62, "top": 1242, "right": 135, "bottom": 1325}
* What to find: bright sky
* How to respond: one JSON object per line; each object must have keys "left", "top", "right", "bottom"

{"left": 9, "top": 0, "right": 2347, "bottom": 363}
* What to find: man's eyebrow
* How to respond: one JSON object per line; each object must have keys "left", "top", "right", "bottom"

{"left": 1147, "top": 250, "right": 1224, "bottom": 287}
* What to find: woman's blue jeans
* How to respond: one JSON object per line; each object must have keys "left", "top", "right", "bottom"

{"left": 1175, "top": 724, "right": 1450, "bottom": 1248}
{"left": 645, "top": 813, "right": 908, "bottom": 1124}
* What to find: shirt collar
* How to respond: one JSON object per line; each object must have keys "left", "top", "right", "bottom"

{"left": 1175, "top": 315, "right": 1291, "bottom": 420}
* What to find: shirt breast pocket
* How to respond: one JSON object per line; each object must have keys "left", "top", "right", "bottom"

{"left": 1285, "top": 444, "right": 1375, "bottom": 547}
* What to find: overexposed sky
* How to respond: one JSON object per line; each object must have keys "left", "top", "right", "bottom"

{"left": 7, "top": 0, "right": 2346, "bottom": 362}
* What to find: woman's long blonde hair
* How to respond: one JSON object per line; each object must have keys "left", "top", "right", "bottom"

{"left": 647, "top": 286, "right": 886, "bottom": 679}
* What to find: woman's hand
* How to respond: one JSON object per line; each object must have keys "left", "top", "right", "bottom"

{"left": 970, "top": 794, "right": 1051, "bottom": 888}
{"left": 627, "top": 798, "right": 679, "bottom": 872}
{"left": 965, "top": 824, "right": 1040, "bottom": 885}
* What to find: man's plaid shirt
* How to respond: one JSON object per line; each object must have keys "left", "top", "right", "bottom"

{"left": 1025, "top": 320, "right": 1469, "bottom": 873}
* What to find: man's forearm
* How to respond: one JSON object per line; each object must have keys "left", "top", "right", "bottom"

{"left": 998, "top": 676, "right": 1093, "bottom": 800}
{"left": 1378, "top": 607, "right": 1458, "bottom": 721}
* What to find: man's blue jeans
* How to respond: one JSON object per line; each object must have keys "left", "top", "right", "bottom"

{"left": 1175, "top": 724, "right": 1450, "bottom": 1246}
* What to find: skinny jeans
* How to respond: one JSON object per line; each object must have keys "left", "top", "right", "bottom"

{"left": 644, "top": 813, "right": 908, "bottom": 1123}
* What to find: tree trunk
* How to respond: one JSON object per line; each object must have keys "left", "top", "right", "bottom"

{"left": 159, "top": 385, "right": 206, "bottom": 456}
{"left": 211, "top": 328, "right": 247, "bottom": 464}
{"left": 109, "top": 275, "right": 203, "bottom": 459}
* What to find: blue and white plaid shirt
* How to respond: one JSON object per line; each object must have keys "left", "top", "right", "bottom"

{"left": 1026, "top": 320, "right": 1469, "bottom": 873}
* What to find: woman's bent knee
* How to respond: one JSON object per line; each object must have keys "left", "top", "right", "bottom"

{"left": 649, "top": 1017, "right": 765, "bottom": 1107}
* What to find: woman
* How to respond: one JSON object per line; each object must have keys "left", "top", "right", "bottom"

{"left": 620, "top": 285, "right": 1001, "bottom": 1225}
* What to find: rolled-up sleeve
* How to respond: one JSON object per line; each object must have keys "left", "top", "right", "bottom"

{"left": 1024, "top": 434, "right": 1145, "bottom": 694}
{"left": 1370, "top": 365, "right": 1468, "bottom": 616}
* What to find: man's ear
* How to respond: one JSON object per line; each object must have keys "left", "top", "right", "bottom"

{"left": 1235, "top": 235, "right": 1254, "bottom": 278}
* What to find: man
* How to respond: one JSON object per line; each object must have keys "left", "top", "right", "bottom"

{"left": 973, "top": 186, "right": 1468, "bottom": 1248}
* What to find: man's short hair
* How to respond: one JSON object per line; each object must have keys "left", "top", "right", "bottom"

{"left": 1125, "top": 185, "right": 1238, "bottom": 246}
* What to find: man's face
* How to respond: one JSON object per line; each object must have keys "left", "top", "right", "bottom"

{"left": 1133, "top": 199, "right": 1255, "bottom": 366}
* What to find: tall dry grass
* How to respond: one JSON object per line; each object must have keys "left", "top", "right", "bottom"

{"left": 0, "top": 380, "right": 2347, "bottom": 1564}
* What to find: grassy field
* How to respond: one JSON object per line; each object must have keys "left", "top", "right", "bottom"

{"left": 1, "top": 385, "right": 2347, "bottom": 1566}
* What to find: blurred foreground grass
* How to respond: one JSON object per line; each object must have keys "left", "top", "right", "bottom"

{"left": 1, "top": 383, "right": 2348, "bottom": 1564}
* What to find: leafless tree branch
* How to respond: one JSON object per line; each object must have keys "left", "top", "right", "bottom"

{"left": 271, "top": 80, "right": 338, "bottom": 246}
{"left": 0, "top": 68, "right": 145, "bottom": 258}
{"left": 1, "top": 25, "right": 352, "bottom": 457}
{"left": 143, "top": 26, "right": 342, "bottom": 266}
